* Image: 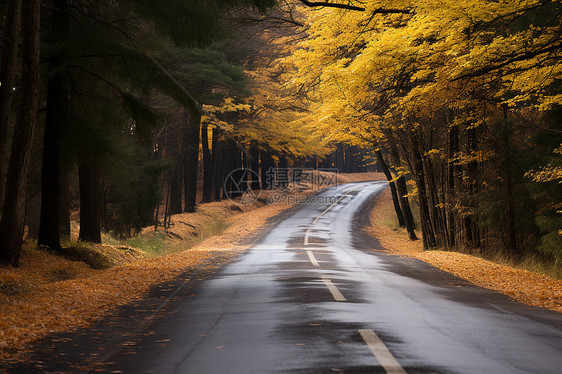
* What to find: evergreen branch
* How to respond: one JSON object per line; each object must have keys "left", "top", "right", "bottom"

{"left": 148, "top": 56, "right": 201, "bottom": 116}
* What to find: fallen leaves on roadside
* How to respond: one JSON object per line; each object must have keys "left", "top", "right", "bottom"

{"left": 0, "top": 201, "right": 291, "bottom": 362}
{"left": 368, "top": 189, "right": 562, "bottom": 313}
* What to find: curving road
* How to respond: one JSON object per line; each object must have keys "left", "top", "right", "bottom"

{"left": 97, "top": 181, "right": 562, "bottom": 373}
{"left": 11, "top": 182, "right": 562, "bottom": 373}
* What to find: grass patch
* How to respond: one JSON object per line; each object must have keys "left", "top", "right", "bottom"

{"left": 374, "top": 191, "right": 407, "bottom": 231}
{"left": 516, "top": 255, "right": 562, "bottom": 280}
{"left": 469, "top": 249, "right": 562, "bottom": 280}
{"left": 126, "top": 232, "right": 167, "bottom": 257}
{"left": 195, "top": 217, "right": 230, "bottom": 242}
{"left": 125, "top": 215, "right": 230, "bottom": 257}
{"left": 101, "top": 232, "right": 122, "bottom": 246}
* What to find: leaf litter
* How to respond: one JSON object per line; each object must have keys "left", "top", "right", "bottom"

{"left": 367, "top": 188, "right": 562, "bottom": 313}
{"left": 0, "top": 198, "right": 292, "bottom": 362}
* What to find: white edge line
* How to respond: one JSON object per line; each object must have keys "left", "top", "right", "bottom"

{"left": 307, "top": 250, "right": 320, "bottom": 267}
{"left": 321, "top": 277, "right": 346, "bottom": 301}
{"left": 358, "top": 329, "right": 407, "bottom": 374}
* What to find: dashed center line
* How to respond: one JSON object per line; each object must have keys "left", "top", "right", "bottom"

{"left": 304, "top": 228, "right": 311, "bottom": 245}
{"left": 305, "top": 185, "right": 363, "bottom": 245}
{"left": 358, "top": 329, "right": 406, "bottom": 374}
{"left": 307, "top": 251, "right": 320, "bottom": 267}
{"left": 304, "top": 184, "right": 404, "bottom": 373}
{"left": 321, "top": 277, "right": 346, "bottom": 301}
{"left": 312, "top": 189, "right": 352, "bottom": 224}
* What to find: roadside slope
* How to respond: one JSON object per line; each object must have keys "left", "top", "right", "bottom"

{"left": 0, "top": 201, "right": 289, "bottom": 362}
{"left": 366, "top": 188, "right": 562, "bottom": 313}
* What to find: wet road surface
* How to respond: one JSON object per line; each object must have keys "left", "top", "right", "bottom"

{"left": 11, "top": 182, "right": 562, "bottom": 373}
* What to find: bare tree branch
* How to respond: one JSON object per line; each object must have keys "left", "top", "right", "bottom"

{"left": 298, "top": 0, "right": 365, "bottom": 11}
{"left": 297, "top": 0, "right": 412, "bottom": 14}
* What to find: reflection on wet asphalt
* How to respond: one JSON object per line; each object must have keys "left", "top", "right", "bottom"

{"left": 14, "top": 182, "right": 562, "bottom": 373}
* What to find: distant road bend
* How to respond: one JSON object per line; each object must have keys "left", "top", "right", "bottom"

{"left": 25, "top": 182, "right": 562, "bottom": 373}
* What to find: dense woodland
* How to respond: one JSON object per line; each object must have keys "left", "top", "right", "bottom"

{"left": 282, "top": 0, "right": 562, "bottom": 266}
{"left": 0, "top": 0, "right": 372, "bottom": 267}
{"left": 0, "top": 1, "right": 560, "bottom": 271}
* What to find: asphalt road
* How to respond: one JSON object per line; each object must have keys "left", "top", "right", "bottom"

{"left": 10, "top": 182, "right": 562, "bottom": 373}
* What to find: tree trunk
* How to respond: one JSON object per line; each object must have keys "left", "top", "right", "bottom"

{"left": 249, "top": 146, "right": 261, "bottom": 190}
{"left": 345, "top": 145, "right": 355, "bottom": 173}
{"left": 506, "top": 168, "right": 517, "bottom": 254}
{"left": 201, "top": 122, "right": 212, "bottom": 203}
{"left": 212, "top": 127, "right": 224, "bottom": 201}
{"left": 26, "top": 192, "right": 41, "bottom": 239}
{"left": 223, "top": 139, "right": 239, "bottom": 199}
{"left": 0, "top": 0, "right": 23, "bottom": 203}
{"left": 38, "top": 74, "right": 65, "bottom": 251}
{"left": 411, "top": 132, "right": 436, "bottom": 249}
{"left": 501, "top": 108, "right": 518, "bottom": 256}
{"left": 388, "top": 143, "right": 417, "bottom": 240}
{"left": 0, "top": 0, "right": 40, "bottom": 266}
{"left": 375, "top": 148, "right": 405, "bottom": 227}
{"left": 396, "top": 174, "right": 418, "bottom": 240}
{"left": 424, "top": 154, "right": 447, "bottom": 247}
{"left": 78, "top": 155, "right": 102, "bottom": 243}
{"left": 168, "top": 157, "right": 183, "bottom": 215}
{"left": 278, "top": 155, "right": 288, "bottom": 189}
{"left": 335, "top": 143, "right": 344, "bottom": 172}
{"left": 464, "top": 124, "right": 481, "bottom": 249}
{"left": 260, "top": 150, "right": 275, "bottom": 190}
{"left": 38, "top": 0, "right": 70, "bottom": 252}
{"left": 447, "top": 124, "right": 458, "bottom": 248}
{"left": 242, "top": 149, "right": 250, "bottom": 191}
{"left": 184, "top": 113, "right": 200, "bottom": 212}
{"left": 59, "top": 170, "right": 71, "bottom": 239}
{"left": 234, "top": 143, "right": 244, "bottom": 193}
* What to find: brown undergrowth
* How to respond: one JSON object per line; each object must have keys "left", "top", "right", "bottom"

{"left": 367, "top": 188, "right": 562, "bottom": 313}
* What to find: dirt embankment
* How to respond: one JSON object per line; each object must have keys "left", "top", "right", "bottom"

{"left": 367, "top": 188, "right": 562, "bottom": 313}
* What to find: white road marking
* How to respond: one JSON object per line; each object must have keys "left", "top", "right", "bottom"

{"left": 305, "top": 185, "right": 363, "bottom": 245}
{"left": 312, "top": 195, "right": 346, "bottom": 225}
{"left": 358, "top": 329, "right": 406, "bottom": 374}
{"left": 307, "top": 251, "right": 320, "bottom": 267}
{"left": 312, "top": 185, "right": 363, "bottom": 225}
{"left": 321, "top": 277, "right": 346, "bottom": 301}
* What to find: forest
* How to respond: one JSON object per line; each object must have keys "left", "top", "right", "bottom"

{"left": 0, "top": 0, "right": 560, "bottom": 273}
